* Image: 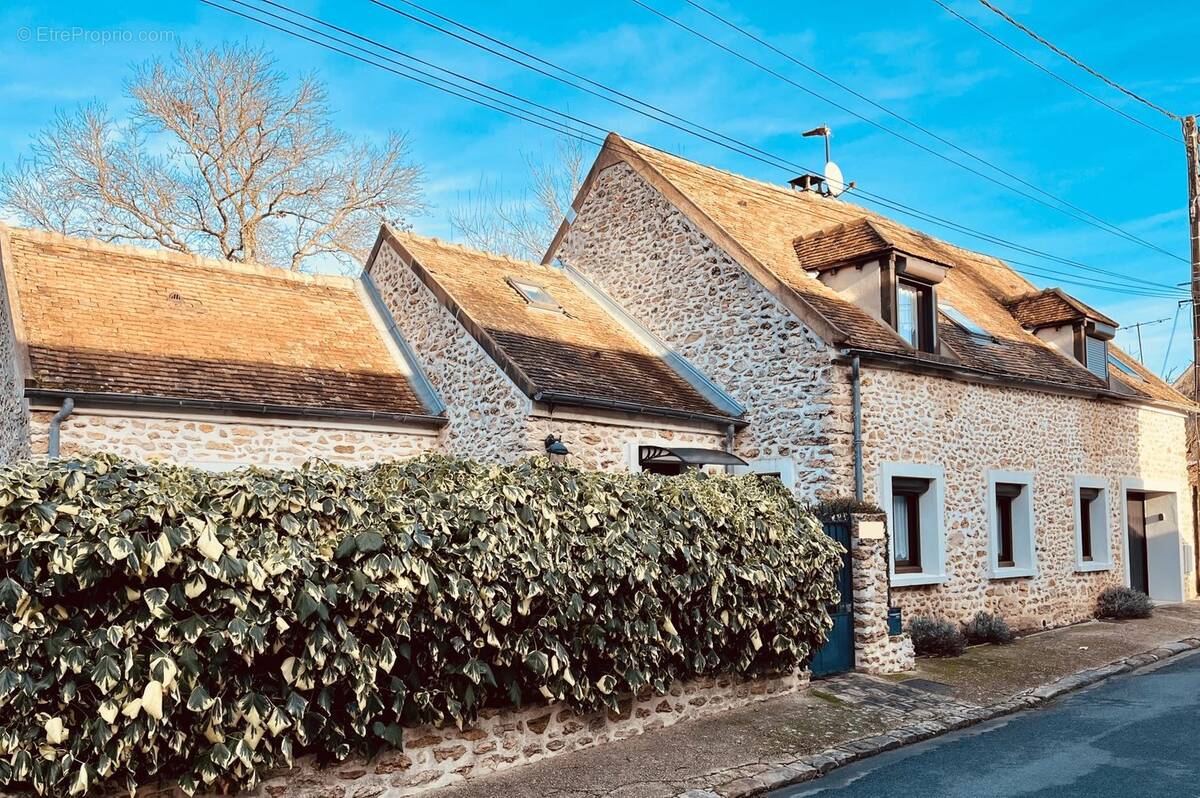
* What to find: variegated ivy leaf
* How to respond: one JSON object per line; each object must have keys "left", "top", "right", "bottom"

{"left": 0, "top": 453, "right": 840, "bottom": 797}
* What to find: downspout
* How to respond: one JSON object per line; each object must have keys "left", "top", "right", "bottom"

{"left": 851, "top": 356, "right": 864, "bottom": 501}
{"left": 48, "top": 397, "right": 75, "bottom": 458}
{"left": 724, "top": 423, "right": 736, "bottom": 474}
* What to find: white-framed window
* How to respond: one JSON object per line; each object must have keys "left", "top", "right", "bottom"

{"left": 986, "top": 470, "right": 1037, "bottom": 579}
{"left": 733, "top": 457, "right": 796, "bottom": 489}
{"left": 878, "top": 462, "right": 947, "bottom": 587}
{"left": 1074, "top": 476, "right": 1113, "bottom": 572}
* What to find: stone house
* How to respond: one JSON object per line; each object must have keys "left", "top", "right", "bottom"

{"left": 548, "top": 133, "right": 1196, "bottom": 628}
{"left": 364, "top": 228, "right": 748, "bottom": 472}
{"left": 0, "top": 225, "right": 447, "bottom": 468}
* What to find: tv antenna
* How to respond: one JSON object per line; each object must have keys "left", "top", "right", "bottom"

{"left": 802, "top": 125, "right": 850, "bottom": 197}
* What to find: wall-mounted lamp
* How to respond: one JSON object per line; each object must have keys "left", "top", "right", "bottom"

{"left": 544, "top": 435, "right": 569, "bottom": 465}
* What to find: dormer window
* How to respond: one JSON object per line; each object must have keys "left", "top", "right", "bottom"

{"left": 1008, "top": 288, "right": 1117, "bottom": 379}
{"left": 1084, "top": 335, "right": 1108, "bottom": 381}
{"left": 794, "top": 219, "right": 952, "bottom": 354}
{"left": 896, "top": 278, "right": 933, "bottom": 350}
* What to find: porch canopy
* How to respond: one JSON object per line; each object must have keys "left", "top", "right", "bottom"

{"left": 638, "top": 445, "right": 748, "bottom": 468}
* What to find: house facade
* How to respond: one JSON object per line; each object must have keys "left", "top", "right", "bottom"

{"left": 547, "top": 134, "right": 1195, "bottom": 629}
{"left": 0, "top": 226, "right": 447, "bottom": 468}
{"left": 2, "top": 137, "right": 1193, "bottom": 636}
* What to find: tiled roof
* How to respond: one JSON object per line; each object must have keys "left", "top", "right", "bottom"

{"left": 604, "top": 134, "right": 1187, "bottom": 406}
{"left": 1, "top": 227, "right": 439, "bottom": 419}
{"left": 383, "top": 231, "right": 736, "bottom": 421}
{"left": 1008, "top": 288, "right": 1118, "bottom": 330}
{"left": 793, "top": 218, "right": 956, "bottom": 272}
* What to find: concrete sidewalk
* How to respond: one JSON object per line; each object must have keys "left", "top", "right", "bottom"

{"left": 425, "top": 602, "right": 1200, "bottom": 798}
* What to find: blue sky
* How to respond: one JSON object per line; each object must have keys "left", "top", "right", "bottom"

{"left": 2, "top": 1, "right": 1198, "bottom": 378}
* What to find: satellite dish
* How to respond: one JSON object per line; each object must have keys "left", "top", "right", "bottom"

{"left": 824, "top": 160, "right": 846, "bottom": 197}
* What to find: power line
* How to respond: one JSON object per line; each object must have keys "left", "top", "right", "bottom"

{"left": 675, "top": 0, "right": 1185, "bottom": 263}
{"left": 197, "top": 0, "right": 1188, "bottom": 300}
{"left": 928, "top": 0, "right": 1181, "bottom": 143}
{"left": 976, "top": 0, "right": 1180, "bottom": 121}
{"left": 1162, "top": 302, "right": 1185, "bottom": 377}
{"left": 364, "top": 0, "right": 1187, "bottom": 292}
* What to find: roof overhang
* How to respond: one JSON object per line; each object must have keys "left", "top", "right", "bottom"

{"left": 533, "top": 389, "right": 747, "bottom": 429}
{"left": 24, "top": 387, "right": 448, "bottom": 429}
{"left": 839, "top": 348, "right": 1196, "bottom": 415}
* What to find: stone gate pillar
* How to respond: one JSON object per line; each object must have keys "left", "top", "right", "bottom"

{"left": 849, "top": 512, "right": 915, "bottom": 674}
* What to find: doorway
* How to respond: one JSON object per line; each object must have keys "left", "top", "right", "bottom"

{"left": 1126, "top": 492, "right": 1149, "bottom": 594}
{"left": 1123, "top": 486, "right": 1185, "bottom": 603}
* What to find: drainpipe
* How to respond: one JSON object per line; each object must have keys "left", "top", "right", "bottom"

{"left": 724, "top": 422, "right": 736, "bottom": 474}
{"left": 47, "top": 398, "right": 75, "bottom": 458}
{"left": 851, "top": 356, "right": 864, "bottom": 501}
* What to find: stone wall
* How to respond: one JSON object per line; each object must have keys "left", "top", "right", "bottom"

{"left": 0, "top": 271, "right": 30, "bottom": 464}
{"left": 30, "top": 412, "right": 438, "bottom": 468}
{"left": 556, "top": 162, "right": 846, "bottom": 500}
{"left": 368, "top": 241, "right": 531, "bottom": 463}
{"left": 526, "top": 414, "right": 726, "bottom": 472}
{"left": 856, "top": 366, "right": 1195, "bottom": 629}
{"left": 247, "top": 669, "right": 807, "bottom": 798}
{"left": 849, "top": 513, "right": 915, "bottom": 674}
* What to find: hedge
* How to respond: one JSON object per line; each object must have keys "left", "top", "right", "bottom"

{"left": 0, "top": 454, "right": 841, "bottom": 796}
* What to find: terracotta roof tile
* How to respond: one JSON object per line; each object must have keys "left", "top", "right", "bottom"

{"left": 3, "top": 227, "right": 436, "bottom": 418}
{"left": 1008, "top": 288, "right": 1118, "bottom": 330}
{"left": 611, "top": 135, "right": 1183, "bottom": 404}
{"left": 386, "top": 232, "right": 734, "bottom": 421}
{"left": 793, "top": 218, "right": 956, "bottom": 272}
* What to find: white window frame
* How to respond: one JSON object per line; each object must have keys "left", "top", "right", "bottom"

{"left": 878, "top": 462, "right": 947, "bottom": 587}
{"left": 986, "top": 469, "right": 1038, "bottom": 579}
{"left": 733, "top": 457, "right": 796, "bottom": 489}
{"left": 1073, "top": 475, "right": 1113, "bottom": 572}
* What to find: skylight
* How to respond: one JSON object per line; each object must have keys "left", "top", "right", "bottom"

{"left": 940, "top": 303, "right": 993, "bottom": 342}
{"left": 1108, "top": 355, "right": 1143, "bottom": 381}
{"left": 508, "top": 277, "right": 562, "bottom": 312}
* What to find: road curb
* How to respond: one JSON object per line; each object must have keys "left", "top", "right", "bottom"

{"left": 686, "top": 635, "right": 1200, "bottom": 798}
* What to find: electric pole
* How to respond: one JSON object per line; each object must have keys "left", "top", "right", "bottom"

{"left": 1185, "top": 113, "right": 1200, "bottom": 592}
{"left": 1187, "top": 114, "right": 1200, "bottom": 410}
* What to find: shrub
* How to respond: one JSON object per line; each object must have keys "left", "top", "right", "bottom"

{"left": 0, "top": 454, "right": 841, "bottom": 796}
{"left": 809, "top": 496, "right": 883, "bottom": 522}
{"left": 961, "top": 611, "right": 1015, "bottom": 645}
{"left": 908, "top": 617, "right": 967, "bottom": 657}
{"left": 1096, "top": 586, "right": 1154, "bottom": 619}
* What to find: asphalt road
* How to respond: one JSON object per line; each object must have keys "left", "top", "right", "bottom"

{"left": 772, "top": 651, "right": 1200, "bottom": 798}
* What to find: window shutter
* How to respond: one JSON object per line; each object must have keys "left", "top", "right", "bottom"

{"left": 1085, "top": 336, "right": 1108, "bottom": 380}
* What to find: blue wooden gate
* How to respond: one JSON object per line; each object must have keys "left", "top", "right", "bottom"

{"left": 808, "top": 518, "right": 855, "bottom": 677}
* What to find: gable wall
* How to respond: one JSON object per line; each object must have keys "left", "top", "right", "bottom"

{"left": 0, "top": 264, "right": 30, "bottom": 464}
{"left": 556, "top": 162, "right": 848, "bottom": 499}
{"left": 368, "top": 242, "right": 532, "bottom": 463}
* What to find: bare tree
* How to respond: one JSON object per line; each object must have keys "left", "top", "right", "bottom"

{"left": 450, "top": 136, "right": 588, "bottom": 261}
{"left": 0, "top": 44, "right": 425, "bottom": 270}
